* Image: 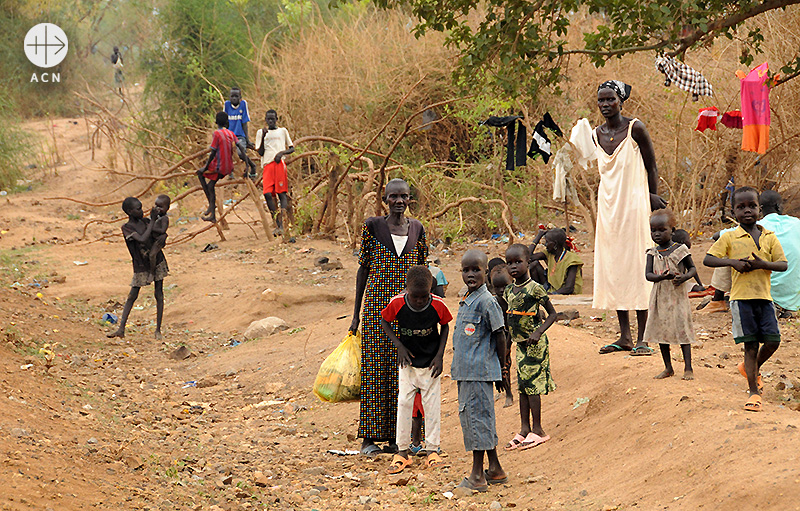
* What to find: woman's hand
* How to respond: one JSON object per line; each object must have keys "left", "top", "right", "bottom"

{"left": 349, "top": 315, "right": 360, "bottom": 334}
{"left": 650, "top": 193, "right": 667, "bottom": 211}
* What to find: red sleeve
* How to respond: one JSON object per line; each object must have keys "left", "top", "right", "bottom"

{"left": 210, "top": 130, "right": 221, "bottom": 150}
{"left": 381, "top": 294, "right": 405, "bottom": 323}
{"left": 431, "top": 297, "right": 453, "bottom": 325}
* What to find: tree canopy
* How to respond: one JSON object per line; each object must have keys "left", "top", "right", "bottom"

{"left": 368, "top": 0, "right": 800, "bottom": 96}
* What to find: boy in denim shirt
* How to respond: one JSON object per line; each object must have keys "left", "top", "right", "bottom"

{"left": 452, "top": 249, "right": 508, "bottom": 491}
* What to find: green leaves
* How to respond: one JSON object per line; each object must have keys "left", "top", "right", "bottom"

{"left": 366, "top": 0, "right": 800, "bottom": 97}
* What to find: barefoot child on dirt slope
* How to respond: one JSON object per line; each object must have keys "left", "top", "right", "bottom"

{"left": 489, "top": 262, "right": 515, "bottom": 408}
{"left": 197, "top": 112, "right": 238, "bottom": 223}
{"left": 380, "top": 265, "right": 452, "bottom": 474}
{"left": 142, "top": 194, "right": 170, "bottom": 273}
{"left": 501, "top": 244, "right": 557, "bottom": 452}
{"left": 452, "top": 249, "right": 507, "bottom": 492}
{"left": 704, "top": 187, "right": 787, "bottom": 412}
{"left": 643, "top": 209, "right": 697, "bottom": 381}
{"left": 107, "top": 197, "right": 168, "bottom": 340}
{"left": 255, "top": 109, "right": 295, "bottom": 236}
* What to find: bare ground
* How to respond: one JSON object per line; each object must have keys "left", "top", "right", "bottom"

{"left": 1, "top": 117, "right": 800, "bottom": 511}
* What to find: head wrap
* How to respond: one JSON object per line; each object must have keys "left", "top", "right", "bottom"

{"left": 597, "top": 80, "right": 632, "bottom": 103}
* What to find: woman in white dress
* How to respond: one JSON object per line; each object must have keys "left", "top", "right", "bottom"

{"left": 593, "top": 81, "right": 667, "bottom": 356}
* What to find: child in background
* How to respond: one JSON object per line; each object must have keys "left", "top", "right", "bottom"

{"left": 197, "top": 112, "right": 238, "bottom": 223}
{"left": 143, "top": 194, "right": 170, "bottom": 273}
{"left": 672, "top": 228, "right": 707, "bottom": 294}
{"left": 224, "top": 87, "right": 258, "bottom": 177}
{"left": 107, "top": 197, "right": 168, "bottom": 340}
{"left": 255, "top": 109, "right": 295, "bottom": 236}
{"left": 529, "top": 228, "right": 583, "bottom": 294}
{"left": 490, "top": 263, "right": 514, "bottom": 408}
{"left": 452, "top": 249, "right": 507, "bottom": 492}
{"left": 643, "top": 210, "right": 697, "bottom": 380}
{"left": 381, "top": 266, "right": 451, "bottom": 473}
{"left": 704, "top": 187, "right": 787, "bottom": 412}
{"left": 502, "top": 244, "right": 557, "bottom": 451}
{"left": 428, "top": 259, "right": 448, "bottom": 297}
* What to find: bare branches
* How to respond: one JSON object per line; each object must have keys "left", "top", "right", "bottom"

{"left": 430, "top": 196, "right": 515, "bottom": 245}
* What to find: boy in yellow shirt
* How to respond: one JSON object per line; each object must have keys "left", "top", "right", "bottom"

{"left": 704, "top": 187, "right": 787, "bottom": 412}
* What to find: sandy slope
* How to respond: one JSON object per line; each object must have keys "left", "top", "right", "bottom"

{"left": 0, "top": 116, "right": 799, "bottom": 510}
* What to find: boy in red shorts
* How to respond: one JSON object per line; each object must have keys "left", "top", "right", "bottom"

{"left": 197, "top": 111, "right": 237, "bottom": 223}
{"left": 255, "top": 109, "right": 295, "bottom": 235}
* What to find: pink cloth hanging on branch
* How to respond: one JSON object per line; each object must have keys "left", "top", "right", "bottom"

{"left": 736, "top": 63, "right": 771, "bottom": 154}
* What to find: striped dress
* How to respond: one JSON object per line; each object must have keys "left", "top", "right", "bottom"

{"left": 358, "top": 216, "right": 427, "bottom": 440}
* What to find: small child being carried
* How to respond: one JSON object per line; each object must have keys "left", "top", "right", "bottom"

{"left": 381, "top": 266, "right": 452, "bottom": 474}
{"left": 501, "top": 244, "right": 557, "bottom": 451}
{"left": 140, "top": 194, "right": 170, "bottom": 273}
{"left": 643, "top": 209, "right": 697, "bottom": 380}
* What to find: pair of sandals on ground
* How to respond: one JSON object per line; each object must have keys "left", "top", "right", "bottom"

{"left": 503, "top": 431, "right": 550, "bottom": 451}
{"left": 599, "top": 342, "right": 655, "bottom": 356}
{"left": 386, "top": 446, "right": 446, "bottom": 474}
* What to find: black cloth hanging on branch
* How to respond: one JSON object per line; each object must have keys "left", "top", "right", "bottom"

{"left": 480, "top": 115, "right": 527, "bottom": 171}
{"left": 527, "top": 112, "right": 563, "bottom": 164}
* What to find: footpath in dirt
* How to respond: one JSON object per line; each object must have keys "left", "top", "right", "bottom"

{"left": 1, "top": 117, "right": 800, "bottom": 511}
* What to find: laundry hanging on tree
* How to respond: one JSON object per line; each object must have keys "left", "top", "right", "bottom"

{"left": 568, "top": 118, "right": 596, "bottom": 169}
{"left": 551, "top": 145, "right": 580, "bottom": 204}
{"left": 695, "top": 106, "right": 720, "bottom": 132}
{"left": 721, "top": 110, "right": 743, "bottom": 129}
{"left": 480, "top": 116, "right": 527, "bottom": 170}
{"left": 527, "top": 112, "right": 562, "bottom": 164}
{"left": 655, "top": 55, "right": 713, "bottom": 101}
{"left": 736, "top": 62, "right": 771, "bottom": 154}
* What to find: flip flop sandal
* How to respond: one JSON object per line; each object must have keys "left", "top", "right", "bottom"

{"left": 743, "top": 394, "right": 762, "bottom": 412}
{"left": 424, "top": 452, "right": 447, "bottom": 469}
{"left": 457, "top": 477, "right": 488, "bottom": 493}
{"left": 387, "top": 454, "right": 413, "bottom": 474}
{"left": 517, "top": 432, "right": 541, "bottom": 450}
{"left": 504, "top": 433, "right": 526, "bottom": 451}
{"left": 520, "top": 433, "right": 550, "bottom": 450}
{"left": 483, "top": 470, "right": 509, "bottom": 485}
{"left": 630, "top": 346, "right": 654, "bottom": 356}
{"left": 737, "top": 362, "right": 764, "bottom": 392}
{"left": 599, "top": 343, "right": 631, "bottom": 354}
{"left": 360, "top": 443, "right": 382, "bottom": 457}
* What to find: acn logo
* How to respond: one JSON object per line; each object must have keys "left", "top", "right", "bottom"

{"left": 24, "top": 23, "right": 68, "bottom": 68}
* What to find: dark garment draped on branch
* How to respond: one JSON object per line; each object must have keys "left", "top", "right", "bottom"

{"left": 481, "top": 115, "right": 526, "bottom": 170}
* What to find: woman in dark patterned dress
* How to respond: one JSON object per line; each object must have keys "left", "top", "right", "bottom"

{"left": 350, "top": 179, "right": 428, "bottom": 455}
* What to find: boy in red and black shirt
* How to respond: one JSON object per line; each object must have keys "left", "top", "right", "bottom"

{"left": 197, "top": 111, "right": 238, "bottom": 223}
{"left": 381, "top": 266, "right": 452, "bottom": 474}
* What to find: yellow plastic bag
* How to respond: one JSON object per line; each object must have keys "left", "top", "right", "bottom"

{"left": 313, "top": 331, "right": 362, "bottom": 403}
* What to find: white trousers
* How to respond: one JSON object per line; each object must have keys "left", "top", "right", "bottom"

{"left": 396, "top": 365, "right": 441, "bottom": 450}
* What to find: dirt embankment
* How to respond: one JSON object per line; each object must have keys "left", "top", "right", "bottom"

{"left": 1, "top": 118, "right": 800, "bottom": 511}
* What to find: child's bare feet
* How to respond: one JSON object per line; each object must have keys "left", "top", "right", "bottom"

{"left": 201, "top": 213, "right": 216, "bottom": 223}
{"left": 654, "top": 368, "right": 674, "bottom": 379}
{"left": 107, "top": 328, "right": 125, "bottom": 338}
{"left": 682, "top": 369, "right": 694, "bottom": 380}
{"left": 503, "top": 394, "right": 514, "bottom": 408}
{"left": 154, "top": 330, "right": 163, "bottom": 341}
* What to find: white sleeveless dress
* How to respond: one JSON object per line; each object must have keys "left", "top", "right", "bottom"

{"left": 592, "top": 119, "right": 652, "bottom": 310}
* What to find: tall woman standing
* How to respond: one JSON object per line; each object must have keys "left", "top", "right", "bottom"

{"left": 593, "top": 81, "right": 667, "bottom": 355}
{"left": 350, "top": 178, "right": 428, "bottom": 455}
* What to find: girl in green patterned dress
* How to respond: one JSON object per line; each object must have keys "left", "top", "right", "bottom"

{"left": 502, "top": 244, "right": 558, "bottom": 451}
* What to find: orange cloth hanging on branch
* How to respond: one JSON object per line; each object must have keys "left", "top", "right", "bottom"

{"left": 736, "top": 63, "right": 771, "bottom": 154}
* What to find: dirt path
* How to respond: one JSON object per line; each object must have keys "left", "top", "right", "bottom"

{"left": 1, "top": 116, "right": 799, "bottom": 511}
